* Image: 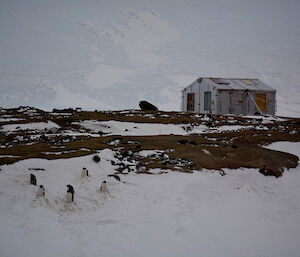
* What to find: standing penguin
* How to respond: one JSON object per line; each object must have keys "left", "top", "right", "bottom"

{"left": 81, "top": 167, "right": 89, "bottom": 178}
{"left": 100, "top": 180, "right": 108, "bottom": 193}
{"left": 37, "top": 185, "right": 45, "bottom": 197}
{"left": 30, "top": 174, "right": 37, "bottom": 185}
{"left": 66, "top": 184, "right": 74, "bottom": 203}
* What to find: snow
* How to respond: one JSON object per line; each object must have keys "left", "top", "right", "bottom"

{"left": 0, "top": 155, "right": 21, "bottom": 158}
{"left": 1, "top": 121, "right": 60, "bottom": 133}
{"left": 74, "top": 120, "right": 208, "bottom": 136}
{"left": 242, "top": 115, "right": 288, "bottom": 124}
{"left": 201, "top": 149, "right": 211, "bottom": 155}
{"left": 138, "top": 150, "right": 164, "bottom": 157}
{"left": 264, "top": 141, "right": 300, "bottom": 156}
{"left": 42, "top": 149, "right": 91, "bottom": 155}
{"left": 50, "top": 113, "right": 72, "bottom": 116}
{"left": 0, "top": 118, "right": 25, "bottom": 122}
{"left": 213, "top": 125, "right": 252, "bottom": 132}
{"left": 1, "top": 142, "right": 300, "bottom": 257}
{"left": 147, "top": 168, "right": 166, "bottom": 174}
{"left": 74, "top": 120, "right": 254, "bottom": 136}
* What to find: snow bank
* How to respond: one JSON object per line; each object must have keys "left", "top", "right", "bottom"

{"left": 74, "top": 120, "right": 208, "bottom": 136}
{"left": 1, "top": 121, "right": 60, "bottom": 133}
{"left": 74, "top": 120, "right": 254, "bottom": 136}
{"left": 138, "top": 150, "right": 164, "bottom": 157}
{"left": 213, "top": 125, "right": 252, "bottom": 132}
{"left": 0, "top": 155, "right": 21, "bottom": 158}
{"left": 0, "top": 118, "right": 25, "bottom": 122}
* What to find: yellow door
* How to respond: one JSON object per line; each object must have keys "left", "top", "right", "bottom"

{"left": 256, "top": 94, "right": 266, "bottom": 111}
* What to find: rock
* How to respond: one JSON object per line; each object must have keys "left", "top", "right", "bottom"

{"left": 93, "top": 155, "right": 101, "bottom": 163}
{"left": 108, "top": 174, "right": 121, "bottom": 181}
{"left": 139, "top": 101, "right": 158, "bottom": 111}
{"left": 178, "top": 139, "right": 196, "bottom": 145}
{"left": 258, "top": 165, "right": 278, "bottom": 177}
{"left": 178, "top": 139, "right": 188, "bottom": 145}
{"left": 205, "top": 121, "right": 213, "bottom": 127}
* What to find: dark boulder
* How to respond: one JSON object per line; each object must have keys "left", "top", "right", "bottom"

{"left": 178, "top": 139, "right": 188, "bottom": 145}
{"left": 139, "top": 101, "right": 158, "bottom": 111}
{"left": 93, "top": 155, "right": 101, "bottom": 163}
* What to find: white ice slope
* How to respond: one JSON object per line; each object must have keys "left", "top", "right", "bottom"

{"left": 0, "top": 142, "right": 300, "bottom": 257}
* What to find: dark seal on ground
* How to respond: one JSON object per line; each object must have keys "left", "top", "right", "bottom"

{"left": 139, "top": 101, "right": 158, "bottom": 111}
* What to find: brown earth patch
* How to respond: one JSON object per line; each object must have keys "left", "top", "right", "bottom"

{"left": 0, "top": 107, "right": 299, "bottom": 177}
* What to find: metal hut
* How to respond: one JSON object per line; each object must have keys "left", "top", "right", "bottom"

{"left": 181, "top": 78, "right": 276, "bottom": 115}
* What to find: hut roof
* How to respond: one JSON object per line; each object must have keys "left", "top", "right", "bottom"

{"left": 184, "top": 77, "right": 276, "bottom": 92}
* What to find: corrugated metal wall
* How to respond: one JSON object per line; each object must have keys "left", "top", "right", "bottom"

{"left": 216, "top": 90, "right": 276, "bottom": 115}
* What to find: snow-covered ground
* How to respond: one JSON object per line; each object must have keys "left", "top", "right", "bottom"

{"left": 1, "top": 121, "right": 60, "bottom": 133}
{"left": 0, "top": 142, "right": 300, "bottom": 257}
{"left": 73, "top": 120, "right": 253, "bottom": 136}
{"left": 74, "top": 120, "right": 208, "bottom": 136}
{"left": 0, "top": 118, "right": 25, "bottom": 122}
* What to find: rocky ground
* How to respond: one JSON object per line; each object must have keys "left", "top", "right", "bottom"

{"left": 1, "top": 106, "right": 299, "bottom": 177}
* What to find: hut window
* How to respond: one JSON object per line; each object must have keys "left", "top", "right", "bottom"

{"left": 241, "top": 79, "right": 255, "bottom": 85}
{"left": 204, "top": 92, "right": 211, "bottom": 111}
{"left": 210, "top": 78, "right": 229, "bottom": 84}
{"left": 187, "top": 93, "right": 195, "bottom": 111}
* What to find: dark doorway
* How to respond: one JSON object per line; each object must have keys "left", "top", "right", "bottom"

{"left": 187, "top": 93, "right": 195, "bottom": 111}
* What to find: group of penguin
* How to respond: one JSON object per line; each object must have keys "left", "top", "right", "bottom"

{"left": 30, "top": 167, "right": 109, "bottom": 203}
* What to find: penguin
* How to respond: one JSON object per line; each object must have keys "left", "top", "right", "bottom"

{"left": 66, "top": 184, "right": 74, "bottom": 203}
{"left": 36, "top": 185, "right": 45, "bottom": 197}
{"left": 30, "top": 174, "right": 37, "bottom": 185}
{"left": 100, "top": 180, "right": 108, "bottom": 193}
{"left": 81, "top": 167, "right": 89, "bottom": 178}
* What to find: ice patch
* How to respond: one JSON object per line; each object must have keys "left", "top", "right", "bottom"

{"left": 202, "top": 149, "right": 211, "bottom": 155}
{"left": 1, "top": 121, "right": 60, "bottom": 133}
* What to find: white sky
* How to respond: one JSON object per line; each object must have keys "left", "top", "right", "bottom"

{"left": 0, "top": 0, "right": 300, "bottom": 116}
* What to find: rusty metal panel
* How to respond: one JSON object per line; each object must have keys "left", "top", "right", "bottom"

{"left": 230, "top": 91, "right": 245, "bottom": 114}
{"left": 187, "top": 93, "right": 195, "bottom": 111}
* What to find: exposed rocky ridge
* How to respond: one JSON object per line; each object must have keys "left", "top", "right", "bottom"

{"left": 0, "top": 106, "right": 299, "bottom": 177}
